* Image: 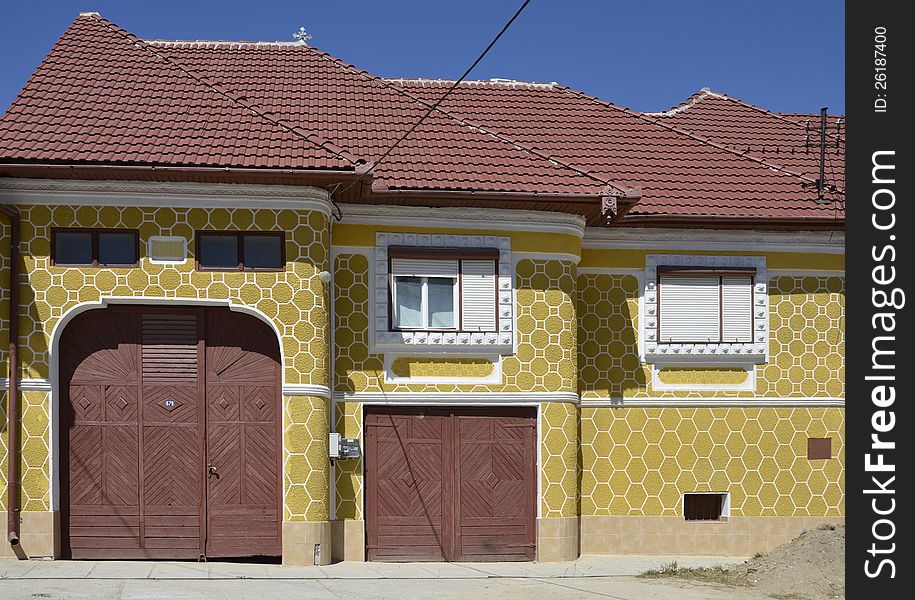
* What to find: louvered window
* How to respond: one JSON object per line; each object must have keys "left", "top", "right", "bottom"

{"left": 389, "top": 248, "right": 498, "bottom": 332}
{"left": 658, "top": 268, "right": 754, "bottom": 343}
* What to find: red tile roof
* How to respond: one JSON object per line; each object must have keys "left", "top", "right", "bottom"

{"left": 648, "top": 89, "right": 845, "bottom": 201}
{"left": 0, "top": 13, "right": 845, "bottom": 227}
{"left": 387, "top": 80, "right": 845, "bottom": 223}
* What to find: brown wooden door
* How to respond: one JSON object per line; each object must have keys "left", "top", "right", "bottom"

{"left": 365, "top": 407, "right": 536, "bottom": 562}
{"left": 454, "top": 412, "right": 536, "bottom": 560}
{"left": 138, "top": 312, "right": 205, "bottom": 557}
{"left": 204, "top": 309, "right": 282, "bottom": 557}
{"left": 61, "top": 306, "right": 281, "bottom": 560}
{"left": 61, "top": 309, "right": 143, "bottom": 558}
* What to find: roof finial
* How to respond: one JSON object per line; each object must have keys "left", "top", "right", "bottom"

{"left": 293, "top": 27, "right": 312, "bottom": 45}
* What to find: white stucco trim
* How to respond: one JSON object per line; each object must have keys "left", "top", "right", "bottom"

{"left": 582, "top": 227, "right": 845, "bottom": 253}
{"left": 0, "top": 378, "right": 52, "bottom": 391}
{"left": 768, "top": 270, "right": 846, "bottom": 277}
{"left": 579, "top": 397, "right": 846, "bottom": 407}
{"left": 0, "top": 178, "right": 333, "bottom": 215}
{"left": 383, "top": 354, "right": 502, "bottom": 384}
{"left": 372, "top": 232, "right": 514, "bottom": 354}
{"left": 650, "top": 364, "right": 756, "bottom": 392}
{"left": 644, "top": 254, "right": 768, "bottom": 363}
{"left": 282, "top": 384, "right": 332, "bottom": 398}
{"left": 46, "top": 296, "right": 289, "bottom": 512}
{"left": 338, "top": 203, "right": 586, "bottom": 237}
{"left": 512, "top": 251, "right": 580, "bottom": 265}
{"left": 332, "top": 391, "right": 579, "bottom": 405}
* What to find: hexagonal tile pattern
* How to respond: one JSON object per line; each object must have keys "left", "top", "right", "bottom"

{"left": 334, "top": 401, "right": 363, "bottom": 520}
{"left": 762, "top": 277, "right": 845, "bottom": 397}
{"left": 541, "top": 402, "right": 578, "bottom": 518}
{"left": 333, "top": 256, "right": 577, "bottom": 393}
{"left": 578, "top": 274, "right": 844, "bottom": 398}
{"left": 390, "top": 357, "right": 494, "bottom": 379}
{"left": 284, "top": 395, "right": 330, "bottom": 522}
{"left": 581, "top": 407, "right": 845, "bottom": 517}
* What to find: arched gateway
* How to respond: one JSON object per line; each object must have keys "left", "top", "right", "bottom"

{"left": 59, "top": 306, "right": 282, "bottom": 560}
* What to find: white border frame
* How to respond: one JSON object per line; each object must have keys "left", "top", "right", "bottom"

{"left": 383, "top": 354, "right": 502, "bottom": 384}
{"left": 43, "top": 296, "right": 326, "bottom": 512}
{"left": 373, "top": 232, "right": 514, "bottom": 354}
{"left": 146, "top": 235, "right": 188, "bottom": 264}
{"left": 644, "top": 254, "right": 768, "bottom": 363}
{"left": 650, "top": 364, "right": 756, "bottom": 392}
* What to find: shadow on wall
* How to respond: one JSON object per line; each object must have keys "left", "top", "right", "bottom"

{"left": 577, "top": 274, "right": 647, "bottom": 398}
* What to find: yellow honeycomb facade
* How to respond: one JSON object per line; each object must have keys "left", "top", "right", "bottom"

{"left": 657, "top": 368, "right": 749, "bottom": 385}
{"left": 541, "top": 401, "right": 579, "bottom": 517}
{"left": 334, "top": 401, "right": 363, "bottom": 521}
{"left": 389, "top": 357, "right": 494, "bottom": 379}
{"left": 580, "top": 407, "right": 844, "bottom": 517}
{"left": 1, "top": 203, "right": 332, "bottom": 523}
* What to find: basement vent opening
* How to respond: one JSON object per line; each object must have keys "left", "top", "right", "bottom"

{"left": 683, "top": 492, "right": 729, "bottom": 521}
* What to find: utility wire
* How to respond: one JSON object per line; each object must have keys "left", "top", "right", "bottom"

{"left": 330, "top": 0, "right": 534, "bottom": 219}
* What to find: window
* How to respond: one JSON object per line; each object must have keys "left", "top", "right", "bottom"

{"left": 52, "top": 229, "right": 139, "bottom": 267}
{"left": 683, "top": 493, "right": 729, "bottom": 521}
{"left": 658, "top": 267, "right": 755, "bottom": 343}
{"left": 389, "top": 247, "right": 498, "bottom": 332}
{"left": 196, "top": 232, "right": 284, "bottom": 271}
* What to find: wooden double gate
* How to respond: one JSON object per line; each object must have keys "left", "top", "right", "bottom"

{"left": 60, "top": 307, "right": 282, "bottom": 560}
{"left": 365, "top": 407, "right": 537, "bottom": 561}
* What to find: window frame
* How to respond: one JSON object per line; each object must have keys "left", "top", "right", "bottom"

{"left": 195, "top": 230, "right": 286, "bottom": 272}
{"left": 387, "top": 246, "right": 500, "bottom": 333}
{"left": 50, "top": 227, "right": 140, "bottom": 268}
{"left": 657, "top": 266, "right": 756, "bottom": 344}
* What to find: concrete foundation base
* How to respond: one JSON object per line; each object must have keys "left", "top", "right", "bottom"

{"left": 580, "top": 515, "right": 846, "bottom": 556}
{"left": 282, "top": 521, "right": 332, "bottom": 566}
{"left": 331, "top": 519, "right": 365, "bottom": 562}
{"left": 0, "top": 511, "right": 59, "bottom": 559}
{"left": 537, "top": 517, "right": 579, "bottom": 562}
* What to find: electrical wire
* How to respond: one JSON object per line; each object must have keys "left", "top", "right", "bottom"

{"left": 329, "top": 0, "right": 534, "bottom": 219}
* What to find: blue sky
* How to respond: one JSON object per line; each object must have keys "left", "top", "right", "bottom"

{"left": 0, "top": 1, "right": 844, "bottom": 115}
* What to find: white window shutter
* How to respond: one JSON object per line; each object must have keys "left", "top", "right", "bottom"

{"left": 391, "top": 258, "right": 458, "bottom": 277}
{"left": 659, "top": 275, "right": 720, "bottom": 342}
{"left": 721, "top": 276, "right": 753, "bottom": 342}
{"left": 461, "top": 260, "right": 496, "bottom": 331}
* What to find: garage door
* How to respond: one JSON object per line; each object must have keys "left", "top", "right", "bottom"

{"left": 365, "top": 407, "right": 536, "bottom": 561}
{"left": 60, "top": 307, "right": 281, "bottom": 560}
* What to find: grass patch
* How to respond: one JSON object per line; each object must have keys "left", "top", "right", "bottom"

{"left": 639, "top": 561, "right": 747, "bottom": 586}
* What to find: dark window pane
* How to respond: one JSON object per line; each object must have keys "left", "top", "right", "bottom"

{"left": 243, "top": 235, "right": 283, "bottom": 269}
{"left": 199, "top": 235, "right": 239, "bottom": 269}
{"left": 54, "top": 232, "right": 92, "bottom": 265}
{"left": 98, "top": 232, "right": 136, "bottom": 265}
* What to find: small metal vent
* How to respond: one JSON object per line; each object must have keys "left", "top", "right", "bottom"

{"left": 148, "top": 236, "right": 187, "bottom": 263}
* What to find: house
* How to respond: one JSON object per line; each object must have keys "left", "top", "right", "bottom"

{"left": 0, "top": 13, "right": 844, "bottom": 564}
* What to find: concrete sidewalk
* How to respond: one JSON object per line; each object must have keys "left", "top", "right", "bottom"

{"left": 0, "top": 554, "right": 745, "bottom": 580}
{"left": 0, "top": 555, "right": 768, "bottom": 600}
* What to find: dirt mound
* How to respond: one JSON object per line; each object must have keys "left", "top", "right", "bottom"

{"left": 731, "top": 524, "right": 845, "bottom": 599}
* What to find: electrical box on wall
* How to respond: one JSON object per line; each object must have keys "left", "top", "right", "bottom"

{"left": 328, "top": 433, "right": 361, "bottom": 459}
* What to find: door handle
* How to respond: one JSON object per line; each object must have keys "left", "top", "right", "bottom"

{"left": 207, "top": 464, "right": 218, "bottom": 476}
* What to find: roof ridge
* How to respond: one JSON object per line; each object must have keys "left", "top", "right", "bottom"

{"left": 82, "top": 14, "right": 361, "bottom": 167}
{"left": 692, "top": 89, "right": 846, "bottom": 145}
{"left": 296, "top": 45, "right": 627, "bottom": 195}
{"left": 146, "top": 39, "right": 304, "bottom": 47}
{"left": 558, "top": 85, "right": 834, "bottom": 193}
{"left": 386, "top": 77, "right": 559, "bottom": 89}
{"left": 643, "top": 88, "right": 718, "bottom": 116}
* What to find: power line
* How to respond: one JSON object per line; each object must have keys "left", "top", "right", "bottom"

{"left": 330, "top": 0, "right": 534, "bottom": 219}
